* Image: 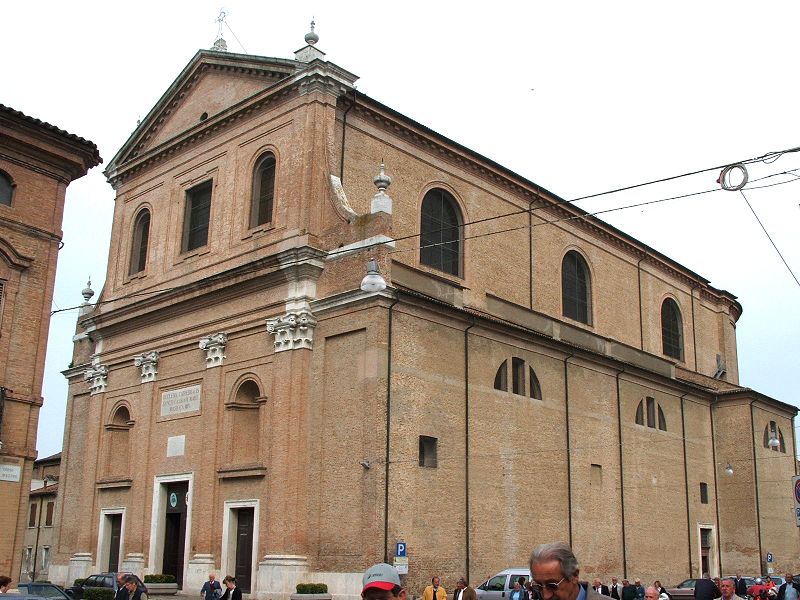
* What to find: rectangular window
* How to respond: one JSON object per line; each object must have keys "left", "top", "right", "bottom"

{"left": 28, "top": 503, "right": 36, "bottom": 527}
{"left": 419, "top": 435, "right": 438, "bottom": 468}
{"left": 41, "top": 546, "right": 50, "bottom": 570}
{"left": 182, "top": 180, "right": 213, "bottom": 252}
{"left": 24, "top": 547, "right": 32, "bottom": 571}
{"left": 590, "top": 464, "right": 602, "bottom": 487}
{"left": 45, "top": 501, "right": 54, "bottom": 526}
{"left": 646, "top": 396, "right": 656, "bottom": 428}
{"left": 700, "top": 482, "right": 709, "bottom": 504}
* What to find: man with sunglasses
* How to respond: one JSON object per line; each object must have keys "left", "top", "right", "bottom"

{"left": 529, "top": 542, "right": 605, "bottom": 600}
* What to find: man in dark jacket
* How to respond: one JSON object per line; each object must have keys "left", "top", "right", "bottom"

{"left": 201, "top": 574, "right": 222, "bottom": 600}
{"left": 776, "top": 574, "right": 800, "bottom": 600}
{"left": 733, "top": 576, "right": 748, "bottom": 598}
{"left": 123, "top": 575, "right": 147, "bottom": 600}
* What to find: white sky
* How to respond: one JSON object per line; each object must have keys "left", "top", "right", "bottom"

{"left": 3, "top": 1, "right": 798, "bottom": 459}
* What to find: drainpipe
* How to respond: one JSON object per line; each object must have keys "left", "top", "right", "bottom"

{"left": 690, "top": 285, "right": 699, "bottom": 371}
{"left": 529, "top": 187, "right": 540, "bottom": 309}
{"left": 615, "top": 366, "right": 628, "bottom": 578}
{"left": 563, "top": 353, "right": 574, "bottom": 546}
{"left": 710, "top": 400, "right": 722, "bottom": 576}
{"left": 383, "top": 295, "right": 399, "bottom": 563}
{"left": 680, "top": 391, "right": 693, "bottom": 576}
{"left": 464, "top": 317, "right": 476, "bottom": 582}
{"left": 749, "top": 401, "right": 764, "bottom": 573}
{"left": 793, "top": 416, "right": 798, "bottom": 476}
{"left": 339, "top": 89, "right": 357, "bottom": 183}
{"left": 637, "top": 254, "right": 647, "bottom": 350}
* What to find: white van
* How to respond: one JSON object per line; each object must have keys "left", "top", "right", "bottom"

{"left": 476, "top": 568, "right": 531, "bottom": 600}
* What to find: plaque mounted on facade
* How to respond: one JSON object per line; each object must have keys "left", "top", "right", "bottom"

{"left": 160, "top": 384, "right": 202, "bottom": 418}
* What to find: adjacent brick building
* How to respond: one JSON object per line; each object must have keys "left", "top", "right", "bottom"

{"left": 49, "top": 29, "right": 798, "bottom": 598}
{"left": 0, "top": 105, "right": 101, "bottom": 580}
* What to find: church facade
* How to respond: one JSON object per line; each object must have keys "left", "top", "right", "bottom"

{"left": 49, "top": 30, "right": 798, "bottom": 598}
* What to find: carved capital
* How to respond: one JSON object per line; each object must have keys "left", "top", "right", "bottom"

{"left": 266, "top": 309, "right": 318, "bottom": 352}
{"left": 199, "top": 333, "right": 228, "bottom": 368}
{"left": 83, "top": 357, "right": 108, "bottom": 395}
{"left": 134, "top": 351, "right": 159, "bottom": 383}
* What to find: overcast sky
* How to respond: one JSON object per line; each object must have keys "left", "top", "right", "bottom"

{"left": 4, "top": 2, "right": 798, "bottom": 460}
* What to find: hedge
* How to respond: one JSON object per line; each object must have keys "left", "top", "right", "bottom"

{"left": 144, "top": 575, "right": 177, "bottom": 584}
{"left": 85, "top": 588, "right": 115, "bottom": 600}
{"left": 296, "top": 583, "right": 328, "bottom": 594}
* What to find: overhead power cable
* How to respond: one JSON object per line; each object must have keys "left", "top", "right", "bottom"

{"left": 50, "top": 157, "right": 800, "bottom": 316}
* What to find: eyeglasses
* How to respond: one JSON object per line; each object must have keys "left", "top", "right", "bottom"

{"left": 530, "top": 578, "right": 566, "bottom": 593}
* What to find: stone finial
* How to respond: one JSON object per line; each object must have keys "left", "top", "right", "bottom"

{"left": 81, "top": 279, "right": 94, "bottom": 304}
{"left": 212, "top": 37, "right": 228, "bottom": 52}
{"left": 84, "top": 356, "right": 108, "bottom": 395}
{"left": 305, "top": 19, "right": 319, "bottom": 45}
{"left": 370, "top": 162, "right": 393, "bottom": 215}
{"left": 134, "top": 351, "right": 159, "bottom": 383}
{"left": 199, "top": 332, "right": 228, "bottom": 368}
{"left": 266, "top": 308, "right": 318, "bottom": 352}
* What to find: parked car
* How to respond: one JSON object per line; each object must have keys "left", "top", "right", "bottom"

{"left": 665, "top": 579, "right": 698, "bottom": 599}
{"left": 16, "top": 583, "right": 70, "bottom": 600}
{"left": 476, "top": 568, "right": 531, "bottom": 600}
{"left": 65, "top": 573, "right": 147, "bottom": 600}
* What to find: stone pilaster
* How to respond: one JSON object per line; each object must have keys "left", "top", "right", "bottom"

{"left": 199, "top": 333, "right": 227, "bottom": 368}
{"left": 134, "top": 351, "right": 159, "bottom": 383}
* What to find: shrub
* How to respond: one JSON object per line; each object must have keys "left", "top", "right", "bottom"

{"left": 73, "top": 580, "right": 86, "bottom": 587}
{"left": 144, "top": 575, "right": 177, "bottom": 584}
{"left": 296, "top": 583, "right": 328, "bottom": 594}
{"left": 85, "top": 588, "right": 115, "bottom": 600}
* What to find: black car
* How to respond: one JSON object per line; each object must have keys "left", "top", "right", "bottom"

{"left": 65, "top": 573, "right": 147, "bottom": 600}
{"left": 17, "top": 583, "right": 70, "bottom": 600}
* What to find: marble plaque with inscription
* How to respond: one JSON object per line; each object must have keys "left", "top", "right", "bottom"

{"left": 0, "top": 463, "right": 22, "bottom": 482}
{"left": 160, "top": 384, "right": 201, "bottom": 417}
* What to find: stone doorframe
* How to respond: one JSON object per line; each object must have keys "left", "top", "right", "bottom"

{"left": 221, "top": 499, "right": 260, "bottom": 592}
{"left": 97, "top": 507, "right": 126, "bottom": 573}
{"left": 148, "top": 473, "right": 194, "bottom": 578}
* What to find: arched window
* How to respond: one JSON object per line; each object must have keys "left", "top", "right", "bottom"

{"left": 0, "top": 170, "right": 14, "bottom": 206}
{"left": 562, "top": 250, "right": 591, "bottom": 324}
{"left": 635, "top": 396, "right": 667, "bottom": 431}
{"left": 129, "top": 209, "right": 150, "bottom": 275}
{"left": 420, "top": 188, "right": 463, "bottom": 277}
{"left": 661, "top": 298, "right": 684, "bottom": 360}
{"left": 763, "top": 421, "right": 786, "bottom": 453}
{"left": 251, "top": 153, "right": 276, "bottom": 228}
{"left": 493, "top": 357, "right": 543, "bottom": 400}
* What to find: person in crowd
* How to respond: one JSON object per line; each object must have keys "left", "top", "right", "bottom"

{"left": 219, "top": 576, "right": 241, "bottom": 600}
{"left": 720, "top": 577, "right": 745, "bottom": 600}
{"left": 733, "top": 576, "right": 748, "bottom": 599}
{"left": 528, "top": 541, "right": 607, "bottom": 600}
{"left": 694, "top": 577, "right": 721, "bottom": 600}
{"left": 645, "top": 587, "right": 660, "bottom": 600}
{"left": 622, "top": 580, "right": 637, "bottom": 600}
{"left": 750, "top": 579, "right": 770, "bottom": 599}
{"left": 114, "top": 574, "right": 128, "bottom": 600}
{"left": 609, "top": 578, "right": 622, "bottom": 600}
{"left": 634, "top": 580, "right": 645, "bottom": 600}
{"left": 0, "top": 577, "right": 11, "bottom": 594}
{"left": 653, "top": 581, "right": 668, "bottom": 599}
{"left": 593, "top": 580, "right": 610, "bottom": 596}
{"left": 361, "top": 563, "right": 404, "bottom": 600}
{"left": 453, "top": 577, "right": 477, "bottom": 600}
{"left": 423, "top": 577, "right": 447, "bottom": 600}
{"left": 776, "top": 574, "right": 800, "bottom": 600}
{"left": 510, "top": 581, "right": 527, "bottom": 600}
{"left": 201, "top": 574, "right": 222, "bottom": 600}
{"left": 123, "top": 575, "right": 147, "bottom": 600}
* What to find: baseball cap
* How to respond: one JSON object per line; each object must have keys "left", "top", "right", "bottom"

{"left": 362, "top": 563, "right": 401, "bottom": 594}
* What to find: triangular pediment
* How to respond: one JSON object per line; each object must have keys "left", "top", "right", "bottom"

{"left": 107, "top": 50, "right": 301, "bottom": 173}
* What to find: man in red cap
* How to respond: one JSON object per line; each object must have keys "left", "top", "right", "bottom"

{"left": 362, "top": 563, "right": 405, "bottom": 600}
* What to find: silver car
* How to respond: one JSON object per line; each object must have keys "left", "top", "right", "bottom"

{"left": 476, "top": 568, "right": 531, "bottom": 600}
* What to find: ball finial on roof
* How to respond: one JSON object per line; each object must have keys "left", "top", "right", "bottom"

{"left": 81, "top": 279, "right": 94, "bottom": 303}
{"left": 305, "top": 19, "right": 319, "bottom": 45}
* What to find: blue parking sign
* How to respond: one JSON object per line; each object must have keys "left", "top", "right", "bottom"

{"left": 396, "top": 541, "right": 407, "bottom": 557}
{"left": 767, "top": 552, "right": 773, "bottom": 563}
